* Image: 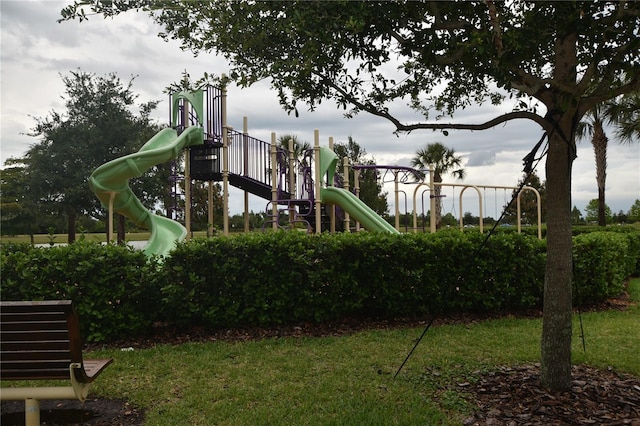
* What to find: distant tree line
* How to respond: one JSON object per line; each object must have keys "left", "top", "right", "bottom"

{"left": 1, "top": 70, "right": 168, "bottom": 242}
{"left": 575, "top": 199, "right": 640, "bottom": 225}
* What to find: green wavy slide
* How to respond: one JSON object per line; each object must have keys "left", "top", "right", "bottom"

{"left": 89, "top": 126, "right": 204, "bottom": 257}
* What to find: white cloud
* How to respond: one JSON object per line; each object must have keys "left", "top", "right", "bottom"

{"left": 466, "top": 150, "right": 497, "bottom": 167}
{"left": 1, "top": 1, "right": 638, "bottom": 218}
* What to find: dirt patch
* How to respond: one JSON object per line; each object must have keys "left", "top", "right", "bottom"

{"left": 1, "top": 397, "right": 144, "bottom": 425}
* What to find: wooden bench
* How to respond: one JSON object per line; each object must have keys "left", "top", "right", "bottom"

{"left": 0, "top": 300, "right": 113, "bottom": 426}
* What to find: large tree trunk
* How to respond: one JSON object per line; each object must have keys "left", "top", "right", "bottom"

{"left": 592, "top": 123, "right": 608, "bottom": 226}
{"left": 541, "top": 25, "right": 578, "bottom": 392}
{"left": 540, "top": 116, "right": 575, "bottom": 392}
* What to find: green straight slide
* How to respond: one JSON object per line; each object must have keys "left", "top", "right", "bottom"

{"left": 321, "top": 187, "right": 399, "bottom": 234}
{"left": 317, "top": 145, "right": 398, "bottom": 234}
{"left": 89, "top": 126, "right": 204, "bottom": 257}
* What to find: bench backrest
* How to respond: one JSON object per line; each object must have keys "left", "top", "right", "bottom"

{"left": 0, "top": 300, "right": 84, "bottom": 381}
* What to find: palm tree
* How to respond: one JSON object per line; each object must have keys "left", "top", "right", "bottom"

{"left": 411, "top": 142, "right": 466, "bottom": 228}
{"left": 277, "top": 134, "right": 312, "bottom": 162}
{"left": 576, "top": 90, "right": 639, "bottom": 226}
{"left": 611, "top": 90, "right": 640, "bottom": 143}
{"left": 276, "top": 134, "right": 312, "bottom": 197}
{"left": 576, "top": 103, "right": 610, "bottom": 227}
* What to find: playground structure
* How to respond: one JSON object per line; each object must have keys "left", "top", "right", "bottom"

{"left": 89, "top": 83, "right": 401, "bottom": 257}
{"left": 89, "top": 82, "right": 541, "bottom": 257}
{"left": 411, "top": 181, "right": 542, "bottom": 239}
{"left": 340, "top": 164, "right": 542, "bottom": 237}
{"left": 174, "top": 85, "right": 399, "bottom": 238}
{"left": 88, "top": 123, "right": 203, "bottom": 257}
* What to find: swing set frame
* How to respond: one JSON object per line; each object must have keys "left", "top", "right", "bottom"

{"left": 411, "top": 178, "right": 542, "bottom": 238}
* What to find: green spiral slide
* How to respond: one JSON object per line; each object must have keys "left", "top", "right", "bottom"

{"left": 89, "top": 126, "right": 204, "bottom": 257}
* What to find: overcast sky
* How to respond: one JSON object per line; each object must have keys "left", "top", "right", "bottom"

{"left": 2, "top": 1, "right": 638, "bottom": 218}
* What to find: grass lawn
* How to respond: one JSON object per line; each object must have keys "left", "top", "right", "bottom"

{"left": 0, "top": 232, "right": 149, "bottom": 245}
{"left": 54, "top": 278, "right": 638, "bottom": 425}
{"left": 0, "top": 231, "right": 217, "bottom": 245}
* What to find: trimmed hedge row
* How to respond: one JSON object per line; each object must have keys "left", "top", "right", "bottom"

{"left": 0, "top": 242, "right": 159, "bottom": 342}
{"left": 159, "top": 231, "right": 547, "bottom": 328}
{"left": 1, "top": 229, "right": 638, "bottom": 342}
{"left": 573, "top": 231, "right": 639, "bottom": 303}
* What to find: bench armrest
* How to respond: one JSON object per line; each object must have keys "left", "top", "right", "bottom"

{"left": 73, "top": 359, "right": 114, "bottom": 383}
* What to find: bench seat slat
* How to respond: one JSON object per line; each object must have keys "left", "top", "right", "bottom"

{"left": 2, "top": 359, "right": 72, "bottom": 369}
{"left": 1, "top": 369, "right": 71, "bottom": 380}
{"left": 0, "top": 300, "right": 113, "bottom": 386}
{"left": 0, "top": 300, "right": 74, "bottom": 311}
{"left": 1, "top": 320, "right": 70, "bottom": 332}
{"left": 1, "top": 340, "right": 70, "bottom": 353}
{"left": 2, "top": 350, "right": 71, "bottom": 362}
{"left": 1, "top": 360, "right": 114, "bottom": 381}
{"left": 2, "top": 332, "right": 70, "bottom": 343}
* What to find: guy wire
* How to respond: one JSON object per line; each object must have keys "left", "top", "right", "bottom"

{"left": 394, "top": 132, "right": 550, "bottom": 378}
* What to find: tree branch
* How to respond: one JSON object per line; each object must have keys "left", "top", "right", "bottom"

{"left": 390, "top": 110, "right": 548, "bottom": 133}
{"left": 320, "top": 73, "right": 548, "bottom": 133}
{"left": 388, "top": 29, "right": 408, "bottom": 47}
{"left": 511, "top": 70, "right": 549, "bottom": 96}
{"left": 580, "top": 78, "right": 640, "bottom": 115}
{"left": 578, "top": 3, "right": 640, "bottom": 95}
{"left": 485, "top": 0, "right": 503, "bottom": 57}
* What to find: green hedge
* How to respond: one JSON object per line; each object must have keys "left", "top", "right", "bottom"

{"left": 573, "top": 231, "right": 638, "bottom": 303}
{"left": 0, "top": 241, "right": 159, "bottom": 342}
{"left": 1, "top": 229, "right": 638, "bottom": 342}
{"left": 158, "top": 231, "right": 547, "bottom": 329}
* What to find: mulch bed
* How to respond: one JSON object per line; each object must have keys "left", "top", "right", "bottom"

{"left": 461, "top": 364, "right": 640, "bottom": 425}
{"left": 0, "top": 397, "right": 144, "bottom": 426}
{"left": 2, "top": 296, "right": 638, "bottom": 425}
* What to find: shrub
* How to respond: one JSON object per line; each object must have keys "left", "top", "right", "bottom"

{"left": 573, "top": 232, "right": 633, "bottom": 303}
{"left": 0, "top": 241, "right": 158, "bottom": 341}
{"left": 1, "top": 227, "right": 636, "bottom": 342}
{"left": 158, "top": 231, "right": 547, "bottom": 328}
